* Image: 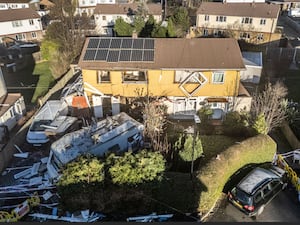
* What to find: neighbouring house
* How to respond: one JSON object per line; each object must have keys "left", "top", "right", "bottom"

{"left": 0, "top": 0, "right": 30, "bottom": 10}
{"left": 0, "top": 67, "right": 26, "bottom": 131}
{"left": 195, "top": 2, "right": 281, "bottom": 44}
{"left": 241, "top": 51, "right": 263, "bottom": 84}
{"left": 77, "top": 37, "right": 252, "bottom": 120}
{"left": 76, "top": 0, "right": 117, "bottom": 17}
{"left": 267, "top": 0, "right": 300, "bottom": 13}
{"left": 222, "top": 0, "right": 265, "bottom": 2}
{"left": 94, "top": 3, "right": 163, "bottom": 36}
{"left": 0, "top": 7, "right": 43, "bottom": 43}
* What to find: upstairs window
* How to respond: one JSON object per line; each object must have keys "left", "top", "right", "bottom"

{"left": 12, "top": 20, "right": 23, "bottom": 27}
{"left": 102, "top": 16, "right": 106, "bottom": 21}
{"left": 241, "top": 17, "right": 253, "bottom": 24}
{"left": 97, "top": 71, "right": 110, "bottom": 83}
{"left": 212, "top": 72, "right": 224, "bottom": 84}
{"left": 216, "top": 16, "right": 226, "bottom": 22}
{"left": 260, "top": 18, "right": 266, "bottom": 25}
{"left": 123, "top": 71, "right": 146, "bottom": 82}
{"left": 204, "top": 15, "right": 209, "bottom": 21}
{"left": 29, "top": 19, "right": 34, "bottom": 25}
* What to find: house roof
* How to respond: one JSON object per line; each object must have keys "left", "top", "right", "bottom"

{"left": 242, "top": 51, "right": 263, "bottom": 67}
{"left": 78, "top": 37, "right": 246, "bottom": 70}
{"left": 197, "top": 2, "right": 280, "bottom": 18}
{"left": 0, "top": 0, "right": 29, "bottom": 3}
{"left": 0, "top": 7, "right": 40, "bottom": 22}
{"left": 94, "top": 3, "right": 162, "bottom": 16}
{"left": 0, "top": 93, "right": 22, "bottom": 117}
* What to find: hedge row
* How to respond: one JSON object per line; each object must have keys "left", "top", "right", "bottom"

{"left": 196, "top": 134, "right": 277, "bottom": 214}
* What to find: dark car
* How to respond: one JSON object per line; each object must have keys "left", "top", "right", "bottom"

{"left": 228, "top": 166, "right": 287, "bottom": 217}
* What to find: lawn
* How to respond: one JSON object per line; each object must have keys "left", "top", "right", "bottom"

{"left": 31, "top": 61, "right": 55, "bottom": 103}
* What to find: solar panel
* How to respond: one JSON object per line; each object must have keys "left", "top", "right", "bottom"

{"left": 121, "top": 38, "right": 133, "bottom": 49}
{"left": 133, "top": 39, "right": 144, "bottom": 49}
{"left": 95, "top": 49, "right": 108, "bottom": 61}
{"left": 119, "top": 50, "right": 132, "bottom": 61}
{"left": 107, "top": 50, "right": 120, "bottom": 62}
{"left": 99, "top": 38, "right": 111, "bottom": 48}
{"left": 144, "top": 39, "right": 154, "bottom": 49}
{"left": 131, "top": 50, "right": 143, "bottom": 61}
{"left": 110, "top": 38, "right": 122, "bottom": 49}
{"left": 87, "top": 39, "right": 99, "bottom": 49}
{"left": 143, "top": 50, "right": 154, "bottom": 61}
{"left": 83, "top": 49, "right": 96, "bottom": 61}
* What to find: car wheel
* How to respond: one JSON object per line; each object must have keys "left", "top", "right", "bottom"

{"left": 257, "top": 205, "right": 265, "bottom": 216}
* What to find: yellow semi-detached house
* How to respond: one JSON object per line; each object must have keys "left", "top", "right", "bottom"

{"left": 78, "top": 37, "right": 251, "bottom": 119}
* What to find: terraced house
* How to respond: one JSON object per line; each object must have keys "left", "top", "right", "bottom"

{"left": 196, "top": 2, "right": 281, "bottom": 44}
{"left": 94, "top": 3, "right": 162, "bottom": 36}
{"left": 78, "top": 37, "right": 251, "bottom": 120}
{"left": 0, "top": 7, "right": 43, "bottom": 42}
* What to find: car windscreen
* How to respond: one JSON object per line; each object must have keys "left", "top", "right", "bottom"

{"left": 232, "top": 187, "right": 252, "bottom": 205}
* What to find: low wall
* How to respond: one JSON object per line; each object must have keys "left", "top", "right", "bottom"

{"left": 281, "top": 120, "right": 300, "bottom": 149}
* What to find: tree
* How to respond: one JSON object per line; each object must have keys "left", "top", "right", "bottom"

{"left": 151, "top": 25, "right": 168, "bottom": 38}
{"left": 175, "top": 133, "right": 203, "bottom": 162}
{"left": 114, "top": 17, "right": 134, "bottom": 36}
{"left": 250, "top": 81, "right": 288, "bottom": 133}
{"left": 143, "top": 99, "right": 170, "bottom": 155}
{"left": 170, "top": 7, "right": 190, "bottom": 37}
{"left": 252, "top": 113, "right": 268, "bottom": 135}
{"left": 44, "top": 0, "right": 90, "bottom": 78}
{"left": 140, "top": 15, "right": 156, "bottom": 37}
{"left": 133, "top": 16, "right": 146, "bottom": 35}
{"left": 107, "top": 150, "right": 166, "bottom": 185}
{"left": 58, "top": 154, "right": 105, "bottom": 187}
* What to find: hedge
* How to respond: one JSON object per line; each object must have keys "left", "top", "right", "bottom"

{"left": 196, "top": 134, "right": 277, "bottom": 214}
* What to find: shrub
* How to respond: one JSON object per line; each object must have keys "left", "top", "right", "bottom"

{"left": 196, "top": 134, "right": 277, "bottom": 214}
{"left": 222, "top": 111, "right": 253, "bottom": 137}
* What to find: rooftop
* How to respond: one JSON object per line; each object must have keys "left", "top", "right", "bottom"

{"left": 0, "top": 7, "right": 40, "bottom": 23}
{"left": 197, "top": 2, "right": 280, "bottom": 18}
{"left": 78, "top": 37, "right": 245, "bottom": 70}
{"left": 94, "top": 3, "right": 162, "bottom": 15}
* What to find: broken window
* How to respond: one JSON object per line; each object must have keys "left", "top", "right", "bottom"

{"left": 122, "top": 71, "right": 146, "bottom": 82}
{"left": 97, "top": 71, "right": 110, "bottom": 83}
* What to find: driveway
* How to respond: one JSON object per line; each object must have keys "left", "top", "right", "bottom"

{"left": 205, "top": 130, "right": 300, "bottom": 222}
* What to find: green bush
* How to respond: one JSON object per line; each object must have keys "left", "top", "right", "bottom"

{"left": 222, "top": 111, "right": 253, "bottom": 137}
{"left": 196, "top": 134, "right": 277, "bottom": 214}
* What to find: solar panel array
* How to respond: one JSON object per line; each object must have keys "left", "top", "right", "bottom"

{"left": 83, "top": 38, "right": 155, "bottom": 62}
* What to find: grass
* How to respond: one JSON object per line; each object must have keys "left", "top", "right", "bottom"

{"left": 31, "top": 61, "right": 55, "bottom": 103}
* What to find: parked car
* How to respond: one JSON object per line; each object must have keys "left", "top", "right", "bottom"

{"left": 227, "top": 166, "right": 287, "bottom": 218}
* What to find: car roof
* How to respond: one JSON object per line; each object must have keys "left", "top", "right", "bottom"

{"left": 237, "top": 167, "right": 280, "bottom": 195}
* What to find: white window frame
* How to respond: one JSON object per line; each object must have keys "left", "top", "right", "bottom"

{"left": 257, "top": 33, "right": 264, "bottom": 41}
{"left": 212, "top": 71, "right": 225, "bottom": 84}
{"left": 12, "top": 20, "right": 23, "bottom": 27}
{"left": 204, "top": 15, "right": 209, "bottom": 21}
{"left": 242, "top": 17, "right": 253, "bottom": 24}
{"left": 260, "top": 18, "right": 266, "bottom": 25}
{"left": 31, "top": 32, "right": 37, "bottom": 38}
{"left": 97, "top": 71, "right": 110, "bottom": 83}
{"left": 216, "top": 16, "right": 226, "bottom": 22}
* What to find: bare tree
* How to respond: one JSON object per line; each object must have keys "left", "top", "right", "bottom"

{"left": 142, "top": 99, "right": 170, "bottom": 157}
{"left": 250, "top": 81, "right": 288, "bottom": 133}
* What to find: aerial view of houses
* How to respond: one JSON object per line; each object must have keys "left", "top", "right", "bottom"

{"left": 0, "top": 0, "right": 300, "bottom": 222}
